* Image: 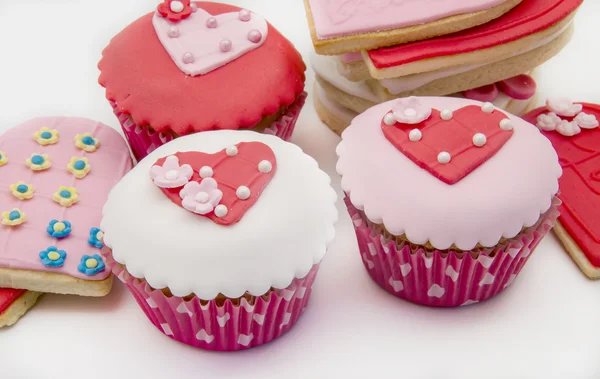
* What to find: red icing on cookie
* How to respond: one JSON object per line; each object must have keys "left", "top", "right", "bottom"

{"left": 497, "top": 75, "right": 537, "bottom": 100}
{"left": 464, "top": 83, "right": 499, "bottom": 102}
{"left": 368, "top": 0, "right": 582, "bottom": 68}
{"left": 382, "top": 105, "right": 514, "bottom": 184}
{"left": 152, "top": 142, "right": 276, "bottom": 226}
{"left": 523, "top": 103, "right": 600, "bottom": 268}
{"left": 0, "top": 288, "right": 25, "bottom": 314}
{"left": 98, "top": 2, "right": 306, "bottom": 135}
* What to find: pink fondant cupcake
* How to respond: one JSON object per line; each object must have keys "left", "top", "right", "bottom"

{"left": 99, "top": 1, "right": 307, "bottom": 161}
{"left": 337, "top": 97, "right": 562, "bottom": 307}
{"left": 100, "top": 131, "right": 337, "bottom": 350}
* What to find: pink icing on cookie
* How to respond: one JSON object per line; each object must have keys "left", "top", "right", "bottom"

{"left": 308, "top": 0, "right": 507, "bottom": 39}
{"left": 0, "top": 118, "right": 132, "bottom": 281}
{"left": 337, "top": 97, "right": 561, "bottom": 250}
{"left": 153, "top": 6, "right": 268, "bottom": 76}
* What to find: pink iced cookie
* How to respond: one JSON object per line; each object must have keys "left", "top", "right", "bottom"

{"left": 0, "top": 117, "right": 132, "bottom": 296}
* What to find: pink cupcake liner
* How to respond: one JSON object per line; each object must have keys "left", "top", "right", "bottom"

{"left": 111, "top": 92, "right": 307, "bottom": 162}
{"left": 101, "top": 248, "right": 318, "bottom": 351}
{"left": 345, "top": 197, "right": 560, "bottom": 307}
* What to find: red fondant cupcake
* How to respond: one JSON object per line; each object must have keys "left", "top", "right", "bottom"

{"left": 99, "top": 1, "right": 307, "bottom": 161}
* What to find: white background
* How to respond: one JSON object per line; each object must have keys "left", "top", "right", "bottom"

{"left": 1, "top": 1, "right": 599, "bottom": 378}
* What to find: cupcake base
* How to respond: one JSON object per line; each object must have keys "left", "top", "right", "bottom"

{"left": 102, "top": 249, "right": 318, "bottom": 351}
{"left": 112, "top": 92, "right": 307, "bottom": 162}
{"left": 346, "top": 197, "right": 560, "bottom": 307}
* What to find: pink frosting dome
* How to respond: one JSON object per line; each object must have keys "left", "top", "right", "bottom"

{"left": 336, "top": 97, "right": 561, "bottom": 250}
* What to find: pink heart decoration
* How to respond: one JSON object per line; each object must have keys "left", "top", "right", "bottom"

{"left": 382, "top": 105, "right": 514, "bottom": 184}
{"left": 497, "top": 75, "right": 537, "bottom": 100}
{"left": 153, "top": 6, "right": 268, "bottom": 76}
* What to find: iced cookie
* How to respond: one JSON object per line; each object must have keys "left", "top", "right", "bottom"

{"left": 522, "top": 100, "right": 600, "bottom": 280}
{"left": 337, "top": 97, "right": 561, "bottom": 307}
{"left": 99, "top": 1, "right": 307, "bottom": 162}
{"left": 304, "top": 0, "right": 522, "bottom": 55}
{"left": 100, "top": 131, "right": 337, "bottom": 351}
{"left": 0, "top": 288, "right": 41, "bottom": 328}
{"left": 313, "top": 82, "right": 358, "bottom": 136}
{"left": 352, "top": 0, "right": 580, "bottom": 80}
{"left": 0, "top": 117, "right": 132, "bottom": 296}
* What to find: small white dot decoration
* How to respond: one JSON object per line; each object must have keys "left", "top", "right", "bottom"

{"left": 239, "top": 9, "right": 252, "bottom": 21}
{"left": 383, "top": 113, "right": 396, "bottom": 125}
{"left": 215, "top": 205, "right": 228, "bottom": 218}
{"left": 182, "top": 52, "right": 194, "bottom": 64}
{"left": 499, "top": 119, "right": 513, "bottom": 130}
{"left": 473, "top": 133, "right": 487, "bottom": 147}
{"left": 437, "top": 152, "right": 451, "bottom": 164}
{"left": 440, "top": 109, "right": 453, "bottom": 120}
{"left": 220, "top": 39, "right": 232, "bottom": 53}
{"left": 258, "top": 160, "right": 272, "bottom": 173}
{"left": 206, "top": 17, "right": 217, "bottom": 28}
{"left": 236, "top": 186, "right": 251, "bottom": 200}
{"left": 199, "top": 166, "right": 213, "bottom": 178}
{"left": 170, "top": 1, "right": 184, "bottom": 13}
{"left": 226, "top": 146, "right": 238, "bottom": 156}
{"left": 481, "top": 102, "right": 494, "bottom": 113}
{"left": 409, "top": 129, "right": 422, "bottom": 142}
{"left": 168, "top": 26, "right": 180, "bottom": 38}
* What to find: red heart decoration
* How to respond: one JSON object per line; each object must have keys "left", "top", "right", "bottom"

{"left": 382, "top": 105, "right": 514, "bottom": 184}
{"left": 523, "top": 103, "right": 600, "bottom": 270}
{"left": 0, "top": 288, "right": 25, "bottom": 315}
{"left": 152, "top": 142, "right": 277, "bottom": 226}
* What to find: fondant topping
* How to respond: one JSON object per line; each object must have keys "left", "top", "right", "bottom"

{"left": 307, "top": 0, "right": 507, "bottom": 39}
{"left": 337, "top": 97, "right": 561, "bottom": 250}
{"left": 101, "top": 131, "right": 337, "bottom": 299}
{"left": 0, "top": 288, "right": 26, "bottom": 315}
{"left": 523, "top": 103, "right": 600, "bottom": 267}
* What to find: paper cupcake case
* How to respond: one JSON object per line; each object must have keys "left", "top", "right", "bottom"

{"left": 102, "top": 249, "right": 318, "bottom": 351}
{"left": 346, "top": 197, "right": 560, "bottom": 307}
{"left": 111, "top": 92, "right": 307, "bottom": 162}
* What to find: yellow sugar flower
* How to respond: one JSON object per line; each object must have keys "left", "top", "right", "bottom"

{"left": 52, "top": 186, "right": 80, "bottom": 207}
{"left": 74, "top": 133, "right": 100, "bottom": 153}
{"left": 66, "top": 157, "right": 91, "bottom": 179}
{"left": 25, "top": 153, "right": 52, "bottom": 171}
{"left": 0, "top": 151, "right": 8, "bottom": 166}
{"left": 9, "top": 181, "right": 35, "bottom": 200}
{"left": 33, "top": 126, "right": 59, "bottom": 146}
{"left": 1, "top": 208, "right": 27, "bottom": 226}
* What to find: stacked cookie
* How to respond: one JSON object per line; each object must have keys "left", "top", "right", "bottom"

{"left": 305, "top": 0, "right": 582, "bottom": 134}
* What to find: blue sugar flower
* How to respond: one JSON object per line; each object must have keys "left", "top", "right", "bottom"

{"left": 78, "top": 254, "right": 105, "bottom": 276}
{"left": 39, "top": 246, "right": 67, "bottom": 267}
{"left": 46, "top": 220, "right": 72, "bottom": 239}
{"left": 88, "top": 227, "right": 104, "bottom": 248}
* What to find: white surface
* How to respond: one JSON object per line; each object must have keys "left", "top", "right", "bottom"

{"left": 0, "top": 1, "right": 598, "bottom": 378}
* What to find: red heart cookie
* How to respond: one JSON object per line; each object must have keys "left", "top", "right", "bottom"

{"left": 151, "top": 142, "right": 277, "bottom": 226}
{"left": 382, "top": 104, "right": 514, "bottom": 184}
{"left": 0, "top": 288, "right": 25, "bottom": 315}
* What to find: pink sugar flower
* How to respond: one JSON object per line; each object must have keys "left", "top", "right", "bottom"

{"left": 546, "top": 98, "right": 583, "bottom": 117}
{"left": 150, "top": 155, "right": 193, "bottom": 188}
{"left": 536, "top": 112, "right": 561, "bottom": 131}
{"left": 180, "top": 178, "right": 223, "bottom": 215}
{"left": 574, "top": 112, "right": 599, "bottom": 129}
{"left": 392, "top": 97, "right": 432, "bottom": 124}
{"left": 556, "top": 120, "right": 581, "bottom": 137}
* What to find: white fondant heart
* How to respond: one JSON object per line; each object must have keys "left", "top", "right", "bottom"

{"left": 280, "top": 313, "right": 292, "bottom": 329}
{"left": 196, "top": 329, "right": 215, "bottom": 343}
{"left": 399, "top": 263, "right": 412, "bottom": 277}
{"left": 217, "top": 313, "right": 231, "bottom": 327}
{"left": 460, "top": 299, "right": 479, "bottom": 306}
{"left": 200, "top": 302, "right": 210, "bottom": 311}
{"left": 240, "top": 298, "right": 255, "bottom": 313}
{"left": 367, "top": 242, "right": 377, "bottom": 256}
{"left": 237, "top": 333, "right": 254, "bottom": 346}
{"left": 252, "top": 313, "right": 265, "bottom": 325}
{"left": 282, "top": 289, "right": 295, "bottom": 301}
{"left": 362, "top": 253, "right": 375, "bottom": 269}
{"left": 296, "top": 286, "right": 307, "bottom": 299}
{"left": 427, "top": 284, "right": 445, "bottom": 298}
{"left": 153, "top": 8, "right": 268, "bottom": 76}
{"left": 146, "top": 298, "right": 158, "bottom": 308}
{"left": 176, "top": 302, "right": 193, "bottom": 316}
{"left": 478, "top": 254, "right": 494, "bottom": 269}
{"left": 479, "top": 273, "right": 496, "bottom": 286}
{"left": 507, "top": 247, "right": 520, "bottom": 259}
{"left": 423, "top": 255, "right": 433, "bottom": 269}
{"left": 353, "top": 218, "right": 363, "bottom": 227}
{"left": 388, "top": 277, "right": 404, "bottom": 292}
{"left": 445, "top": 266, "right": 459, "bottom": 282}
{"left": 161, "top": 323, "right": 174, "bottom": 336}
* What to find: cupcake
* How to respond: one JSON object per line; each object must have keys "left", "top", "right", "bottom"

{"left": 100, "top": 131, "right": 337, "bottom": 350}
{"left": 337, "top": 96, "right": 561, "bottom": 307}
{"left": 99, "top": 1, "right": 307, "bottom": 161}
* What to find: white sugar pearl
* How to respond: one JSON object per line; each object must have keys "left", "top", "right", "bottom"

{"left": 258, "top": 160, "right": 272, "bottom": 173}
{"left": 170, "top": 1, "right": 184, "bottom": 13}
{"left": 383, "top": 113, "right": 396, "bottom": 125}
{"left": 195, "top": 192, "right": 209, "bottom": 203}
{"left": 226, "top": 146, "right": 238, "bottom": 156}
{"left": 481, "top": 102, "right": 494, "bottom": 113}
{"left": 409, "top": 129, "right": 422, "bottom": 142}
{"left": 473, "top": 133, "right": 487, "bottom": 147}
{"left": 236, "top": 186, "right": 251, "bottom": 200}
{"left": 168, "top": 26, "right": 180, "bottom": 38}
{"left": 440, "top": 109, "right": 453, "bottom": 120}
{"left": 165, "top": 170, "right": 179, "bottom": 180}
{"left": 437, "top": 152, "right": 451, "bottom": 164}
{"left": 499, "top": 119, "right": 513, "bottom": 130}
{"left": 214, "top": 205, "right": 228, "bottom": 218}
{"left": 182, "top": 52, "right": 194, "bottom": 64}
{"left": 199, "top": 166, "right": 213, "bottom": 178}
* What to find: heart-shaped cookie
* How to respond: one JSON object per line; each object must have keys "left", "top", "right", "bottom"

{"left": 153, "top": 3, "right": 268, "bottom": 76}
{"left": 381, "top": 102, "right": 514, "bottom": 184}
{"left": 151, "top": 142, "right": 277, "bottom": 225}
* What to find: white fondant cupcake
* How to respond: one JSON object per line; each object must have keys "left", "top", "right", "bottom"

{"left": 100, "top": 131, "right": 337, "bottom": 350}
{"left": 337, "top": 97, "right": 562, "bottom": 307}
